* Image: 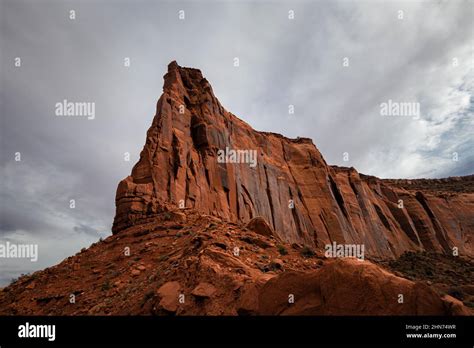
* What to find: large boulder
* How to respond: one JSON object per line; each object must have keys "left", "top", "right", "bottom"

{"left": 257, "top": 258, "right": 462, "bottom": 316}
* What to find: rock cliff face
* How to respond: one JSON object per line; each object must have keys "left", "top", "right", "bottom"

{"left": 113, "top": 61, "right": 473, "bottom": 259}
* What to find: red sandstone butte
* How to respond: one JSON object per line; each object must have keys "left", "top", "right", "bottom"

{"left": 1, "top": 62, "right": 472, "bottom": 316}
{"left": 113, "top": 61, "right": 473, "bottom": 259}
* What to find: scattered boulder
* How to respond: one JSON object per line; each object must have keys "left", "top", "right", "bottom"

{"left": 237, "top": 283, "right": 260, "bottom": 315}
{"left": 246, "top": 217, "right": 274, "bottom": 238}
{"left": 271, "top": 258, "right": 284, "bottom": 270}
{"left": 191, "top": 282, "right": 216, "bottom": 299}
{"left": 156, "top": 281, "right": 182, "bottom": 313}
{"left": 441, "top": 295, "right": 471, "bottom": 316}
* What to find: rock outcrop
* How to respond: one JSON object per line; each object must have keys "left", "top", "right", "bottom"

{"left": 113, "top": 61, "right": 473, "bottom": 259}
{"left": 1, "top": 208, "right": 471, "bottom": 315}
{"left": 257, "top": 258, "right": 465, "bottom": 315}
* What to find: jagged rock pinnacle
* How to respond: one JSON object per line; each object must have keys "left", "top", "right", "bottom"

{"left": 112, "top": 62, "right": 474, "bottom": 260}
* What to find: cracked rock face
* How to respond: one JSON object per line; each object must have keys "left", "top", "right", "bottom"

{"left": 113, "top": 61, "right": 473, "bottom": 259}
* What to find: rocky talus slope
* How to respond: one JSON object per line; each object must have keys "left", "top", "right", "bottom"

{"left": 0, "top": 207, "right": 471, "bottom": 315}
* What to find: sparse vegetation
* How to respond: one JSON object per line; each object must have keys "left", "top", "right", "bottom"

{"left": 101, "top": 280, "right": 111, "bottom": 291}
{"left": 268, "top": 262, "right": 282, "bottom": 271}
{"left": 143, "top": 290, "right": 154, "bottom": 302}
{"left": 277, "top": 245, "right": 288, "bottom": 255}
{"left": 447, "top": 288, "right": 464, "bottom": 301}
{"left": 301, "top": 246, "right": 315, "bottom": 258}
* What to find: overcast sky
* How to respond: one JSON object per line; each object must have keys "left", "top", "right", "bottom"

{"left": 0, "top": 0, "right": 472, "bottom": 286}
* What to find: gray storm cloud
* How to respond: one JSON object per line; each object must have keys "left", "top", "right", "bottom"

{"left": 0, "top": 0, "right": 472, "bottom": 285}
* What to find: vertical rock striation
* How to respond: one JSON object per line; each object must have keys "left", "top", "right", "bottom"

{"left": 112, "top": 61, "right": 473, "bottom": 259}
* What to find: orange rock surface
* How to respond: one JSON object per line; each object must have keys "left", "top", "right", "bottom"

{"left": 113, "top": 61, "right": 473, "bottom": 259}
